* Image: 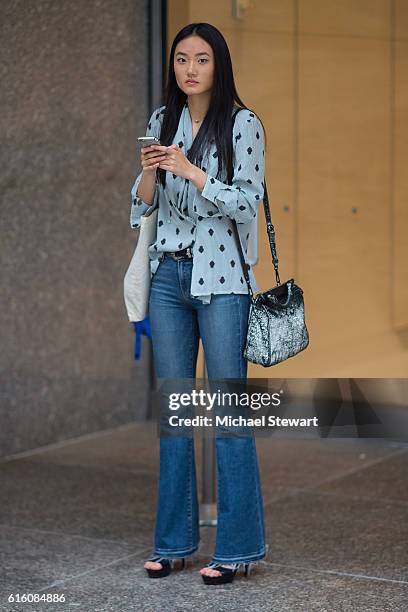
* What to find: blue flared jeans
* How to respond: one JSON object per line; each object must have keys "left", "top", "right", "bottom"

{"left": 148, "top": 253, "right": 266, "bottom": 564}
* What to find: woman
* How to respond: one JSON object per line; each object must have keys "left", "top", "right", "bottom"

{"left": 130, "top": 22, "right": 267, "bottom": 586}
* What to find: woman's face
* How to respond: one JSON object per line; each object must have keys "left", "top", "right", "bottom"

{"left": 173, "top": 35, "right": 214, "bottom": 98}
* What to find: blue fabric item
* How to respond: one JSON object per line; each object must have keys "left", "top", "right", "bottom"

{"left": 132, "top": 318, "right": 151, "bottom": 360}
{"left": 147, "top": 255, "right": 266, "bottom": 563}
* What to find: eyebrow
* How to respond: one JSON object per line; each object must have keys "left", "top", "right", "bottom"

{"left": 175, "top": 51, "right": 210, "bottom": 57}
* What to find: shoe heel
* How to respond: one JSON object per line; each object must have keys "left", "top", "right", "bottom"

{"left": 243, "top": 563, "right": 252, "bottom": 577}
{"left": 170, "top": 557, "right": 186, "bottom": 570}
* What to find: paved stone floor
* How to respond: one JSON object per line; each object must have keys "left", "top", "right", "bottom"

{"left": 0, "top": 423, "right": 407, "bottom": 611}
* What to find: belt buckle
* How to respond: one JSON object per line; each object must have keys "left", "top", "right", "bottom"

{"left": 174, "top": 247, "right": 192, "bottom": 260}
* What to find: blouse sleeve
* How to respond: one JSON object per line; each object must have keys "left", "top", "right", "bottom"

{"left": 130, "top": 106, "right": 165, "bottom": 229}
{"left": 199, "top": 109, "right": 265, "bottom": 224}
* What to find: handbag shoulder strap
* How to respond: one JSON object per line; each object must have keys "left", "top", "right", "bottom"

{"left": 230, "top": 108, "right": 281, "bottom": 295}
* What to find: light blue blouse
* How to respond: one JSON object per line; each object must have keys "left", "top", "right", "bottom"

{"left": 130, "top": 102, "right": 265, "bottom": 304}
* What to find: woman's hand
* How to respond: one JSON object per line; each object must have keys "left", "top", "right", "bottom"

{"left": 157, "top": 144, "right": 195, "bottom": 180}
{"left": 142, "top": 144, "right": 207, "bottom": 188}
{"left": 140, "top": 145, "right": 168, "bottom": 174}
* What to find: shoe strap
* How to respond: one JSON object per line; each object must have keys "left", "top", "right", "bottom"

{"left": 206, "top": 562, "right": 239, "bottom": 571}
{"left": 148, "top": 556, "right": 168, "bottom": 563}
{"left": 207, "top": 561, "right": 257, "bottom": 571}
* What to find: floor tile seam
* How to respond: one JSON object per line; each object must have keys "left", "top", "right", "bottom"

{"left": 262, "top": 561, "right": 408, "bottom": 586}
{"left": 36, "top": 545, "right": 153, "bottom": 592}
{"left": 311, "top": 446, "right": 408, "bottom": 488}
{"left": 5, "top": 442, "right": 405, "bottom": 477}
{"left": 293, "top": 487, "right": 408, "bottom": 508}
{"left": 2, "top": 432, "right": 405, "bottom": 466}
{"left": 0, "top": 457, "right": 159, "bottom": 477}
{"left": 0, "top": 524, "right": 146, "bottom": 546}
{"left": 0, "top": 423, "right": 149, "bottom": 464}
{"left": 263, "top": 486, "right": 408, "bottom": 509}
{"left": 263, "top": 446, "right": 408, "bottom": 508}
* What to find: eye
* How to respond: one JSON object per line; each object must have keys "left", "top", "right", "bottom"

{"left": 176, "top": 58, "right": 209, "bottom": 63}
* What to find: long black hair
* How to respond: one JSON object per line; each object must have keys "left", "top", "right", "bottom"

{"left": 157, "top": 22, "right": 267, "bottom": 189}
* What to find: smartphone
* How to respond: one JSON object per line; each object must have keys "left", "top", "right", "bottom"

{"left": 138, "top": 136, "right": 161, "bottom": 146}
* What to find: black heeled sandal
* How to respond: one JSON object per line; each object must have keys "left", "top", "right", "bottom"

{"left": 144, "top": 555, "right": 186, "bottom": 578}
{"left": 201, "top": 561, "right": 254, "bottom": 585}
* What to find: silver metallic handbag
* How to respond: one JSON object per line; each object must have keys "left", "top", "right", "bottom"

{"left": 231, "top": 109, "right": 309, "bottom": 367}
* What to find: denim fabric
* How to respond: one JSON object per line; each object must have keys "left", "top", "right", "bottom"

{"left": 148, "top": 254, "right": 266, "bottom": 563}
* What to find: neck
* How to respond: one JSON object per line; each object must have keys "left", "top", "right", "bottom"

{"left": 187, "top": 92, "right": 211, "bottom": 121}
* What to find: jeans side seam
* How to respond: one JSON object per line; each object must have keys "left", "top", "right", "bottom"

{"left": 187, "top": 438, "right": 193, "bottom": 548}
{"left": 252, "top": 437, "right": 266, "bottom": 550}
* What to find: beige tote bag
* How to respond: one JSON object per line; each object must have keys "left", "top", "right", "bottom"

{"left": 124, "top": 191, "right": 159, "bottom": 322}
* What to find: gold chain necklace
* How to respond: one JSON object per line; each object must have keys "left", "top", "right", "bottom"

{"left": 188, "top": 104, "right": 203, "bottom": 123}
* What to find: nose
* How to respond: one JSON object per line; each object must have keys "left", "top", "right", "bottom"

{"left": 187, "top": 61, "right": 197, "bottom": 76}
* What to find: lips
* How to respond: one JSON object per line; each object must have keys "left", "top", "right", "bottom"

{"left": 186, "top": 80, "right": 198, "bottom": 84}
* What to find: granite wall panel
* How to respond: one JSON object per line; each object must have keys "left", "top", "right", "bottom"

{"left": 0, "top": 0, "right": 151, "bottom": 457}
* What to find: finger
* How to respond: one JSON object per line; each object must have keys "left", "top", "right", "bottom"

{"left": 141, "top": 145, "right": 161, "bottom": 152}
{"left": 158, "top": 158, "right": 173, "bottom": 167}
{"left": 145, "top": 151, "right": 165, "bottom": 159}
{"left": 144, "top": 144, "right": 167, "bottom": 152}
{"left": 143, "top": 152, "right": 166, "bottom": 162}
{"left": 158, "top": 165, "right": 174, "bottom": 173}
{"left": 143, "top": 156, "right": 166, "bottom": 168}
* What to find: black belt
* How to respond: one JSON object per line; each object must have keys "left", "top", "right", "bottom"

{"left": 165, "top": 246, "right": 193, "bottom": 260}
